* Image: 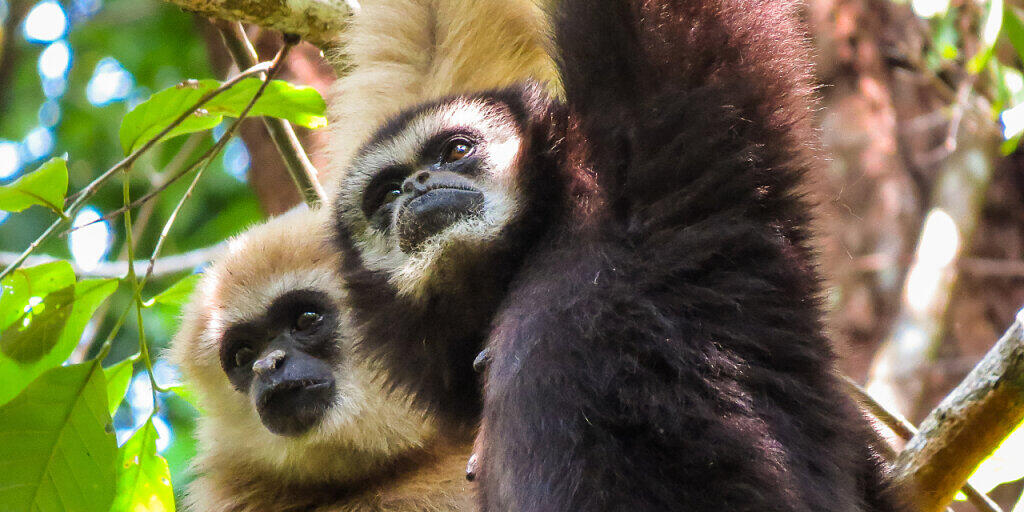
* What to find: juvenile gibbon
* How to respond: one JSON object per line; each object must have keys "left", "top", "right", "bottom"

{"left": 330, "top": 0, "right": 908, "bottom": 509}
{"left": 171, "top": 207, "right": 475, "bottom": 511}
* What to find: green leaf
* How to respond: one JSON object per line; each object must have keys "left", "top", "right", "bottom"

{"left": 1003, "top": 9, "right": 1024, "bottom": 65}
{"left": 1002, "top": 133, "right": 1023, "bottom": 154}
{"left": 119, "top": 78, "right": 327, "bottom": 154}
{"left": 0, "top": 362, "right": 117, "bottom": 512}
{"left": 0, "top": 278, "right": 118, "bottom": 405}
{"left": 104, "top": 356, "right": 137, "bottom": 416}
{"left": 1, "top": 286, "right": 76, "bottom": 363}
{"left": 166, "top": 383, "right": 202, "bottom": 413}
{"left": 109, "top": 419, "right": 175, "bottom": 512}
{"left": 968, "top": 0, "right": 1005, "bottom": 74}
{"left": 933, "top": 12, "right": 960, "bottom": 60}
{"left": 0, "top": 157, "right": 68, "bottom": 215}
{"left": 143, "top": 273, "right": 201, "bottom": 308}
{"left": 0, "top": 261, "right": 75, "bottom": 331}
{"left": 212, "top": 79, "right": 328, "bottom": 129}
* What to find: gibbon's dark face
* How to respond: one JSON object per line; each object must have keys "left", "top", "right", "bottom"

{"left": 219, "top": 289, "right": 339, "bottom": 436}
{"left": 334, "top": 93, "right": 532, "bottom": 299}
{"left": 172, "top": 208, "right": 440, "bottom": 482}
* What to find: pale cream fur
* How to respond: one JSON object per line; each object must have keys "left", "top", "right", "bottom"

{"left": 325, "top": 0, "right": 557, "bottom": 180}
{"left": 170, "top": 207, "right": 476, "bottom": 511}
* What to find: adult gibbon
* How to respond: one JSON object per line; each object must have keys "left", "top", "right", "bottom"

{"left": 327, "top": 0, "right": 556, "bottom": 177}
{"left": 170, "top": 207, "right": 476, "bottom": 511}
{"left": 330, "top": 0, "right": 907, "bottom": 510}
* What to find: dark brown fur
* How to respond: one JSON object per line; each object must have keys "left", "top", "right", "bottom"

{"left": 334, "top": 0, "right": 910, "bottom": 509}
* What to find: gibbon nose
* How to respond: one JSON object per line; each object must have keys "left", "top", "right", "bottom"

{"left": 252, "top": 349, "right": 286, "bottom": 377}
{"left": 402, "top": 170, "right": 434, "bottom": 195}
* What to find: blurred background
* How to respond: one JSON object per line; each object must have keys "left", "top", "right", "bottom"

{"left": 0, "top": 0, "right": 1021, "bottom": 509}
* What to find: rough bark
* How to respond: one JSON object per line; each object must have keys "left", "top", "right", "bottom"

{"left": 164, "top": 0, "right": 352, "bottom": 50}
{"left": 895, "top": 310, "right": 1024, "bottom": 512}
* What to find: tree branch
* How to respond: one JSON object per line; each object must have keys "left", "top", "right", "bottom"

{"left": 164, "top": 0, "right": 355, "bottom": 51}
{"left": 894, "top": 308, "right": 1024, "bottom": 512}
{"left": 842, "top": 377, "right": 1004, "bottom": 512}
{"left": 0, "top": 246, "right": 222, "bottom": 279}
{"left": 214, "top": 20, "right": 325, "bottom": 206}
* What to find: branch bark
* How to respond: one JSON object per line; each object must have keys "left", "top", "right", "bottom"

{"left": 842, "top": 377, "right": 1004, "bottom": 512}
{"left": 894, "top": 308, "right": 1024, "bottom": 512}
{"left": 164, "top": 0, "right": 354, "bottom": 50}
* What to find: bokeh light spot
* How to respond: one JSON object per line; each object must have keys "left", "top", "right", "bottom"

{"left": 23, "top": 0, "right": 68, "bottom": 43}
{"left": 0, "top": 141, "right": 22, "bottom": 180}
{"left": 69, "top": 206, "right": 112, "bottom": 272}
{"left": 223, "top": 138, "right": 250, "bottom": 182}
{"left": 86, "top": 57, "right": 134, "bottom": 106}
{"left": 38, "top": 40, "right": 71, "bottom": 80}
{"left": 38, "top": 100, "right": 61, "bottom": 127}
{"left": 23, "top": 126, "right": 54, "bottom": 161}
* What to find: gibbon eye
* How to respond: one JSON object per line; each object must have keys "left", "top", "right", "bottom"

{"left": 381, "top": 183, "right": 402, "bottom": 206}
{"left": 442, "top": 137, "right": 474, "bottom": 163}
{"left": 295, "top": 311, "right": 323, "bottom": 332}
{"left": 234, "top": 346, "right": 256, "bottom": 369}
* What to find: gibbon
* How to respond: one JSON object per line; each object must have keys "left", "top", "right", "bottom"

{"left": 327, "top": 0, "right": 557, "bottom": 177}
{"left": 329, "top": 0, "right": 908, "bottom": 510}
{"left": 170, "top": 207, "right": 475, "bottom": 511}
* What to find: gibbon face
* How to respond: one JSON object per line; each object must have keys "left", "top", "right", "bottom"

{"left": 170, "top": 207, "right": 438, "bottom": 484}
{"left": 333, "top": 90, "right": 546, "bottom": 299}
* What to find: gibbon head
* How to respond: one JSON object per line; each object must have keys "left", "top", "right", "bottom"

{"left": 332, "top": 84, "right": 556, "bottom": 300}
{"left": 170, "top": 207, "right": 438, "bottom": 484}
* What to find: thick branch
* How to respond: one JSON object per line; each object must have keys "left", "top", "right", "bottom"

{"left": 164, "top": 0, "right": 353, "bottom": 50}
{"left": 894, "top": 308, "right": 1024, "bottom": 512}
{"left": 842, "top": 377, "right": 1003, "bottom": 512}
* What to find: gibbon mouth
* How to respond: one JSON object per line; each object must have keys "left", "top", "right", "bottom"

{"left": 396, "top": 187, "right": 485, "bottom": 252}
{"left": 255, "top": 378, "right": 336, "bottom": 436}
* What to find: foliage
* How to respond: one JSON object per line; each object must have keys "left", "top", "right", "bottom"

{"left": 0, "top": 361, "right": 118, "bottom": 512}
{"left": 0, "top": 157, "right": 67, "bottom": 214}
{"left": 0, "top": 1, "right": 327, "bottom": 509}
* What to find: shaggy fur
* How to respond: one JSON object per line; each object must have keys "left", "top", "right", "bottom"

{"left": 170, "top": 207, "right": 477, "bottom": 511}
{"left": 327, "top": 0, "right": 557, "bottom": 177}
{"left": 331, "top": 0, "right": 909, "bottom": 510}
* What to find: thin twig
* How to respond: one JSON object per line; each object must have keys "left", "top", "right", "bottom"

{"left": 121, "top": 171, "right": 162, "bottom": 404}
{"left": 0, "top": 246, "right": 222, "bottom": 279}
{"left": 841, "top": 377, "right": 1003, "bottom": 512}
{"left": 214, "top": 20, "right": 325, "bottom": 206}
{"left": 0, "top": 61, "right": 274, "bottom": 282}
{"left": 80, "top": 39, "right": 297, "bottom": 374}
